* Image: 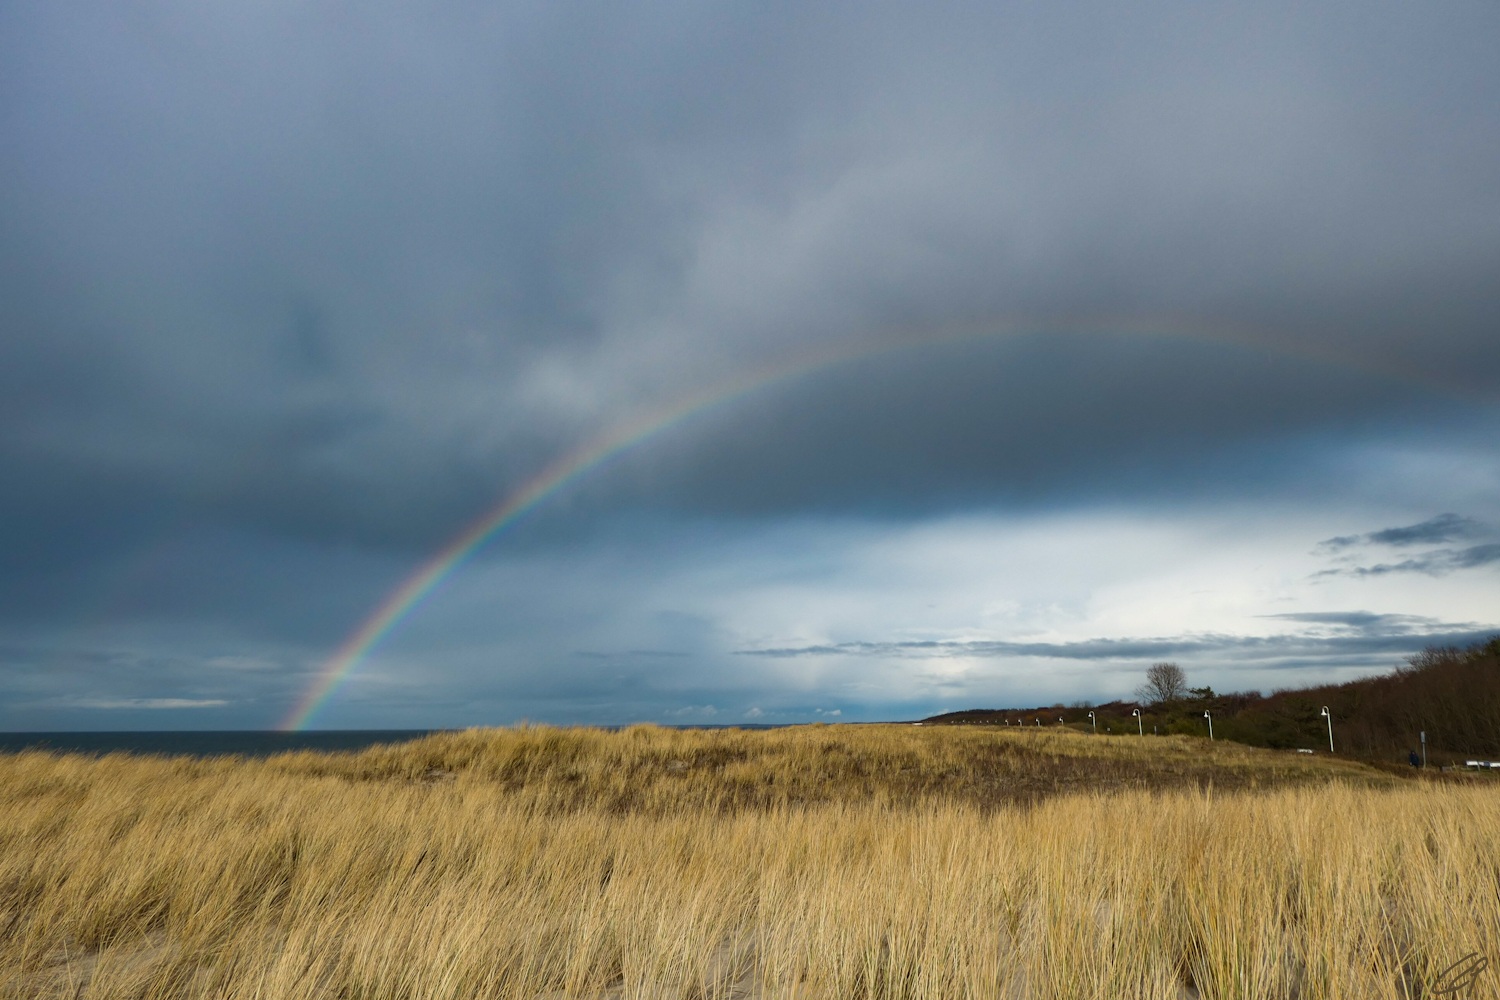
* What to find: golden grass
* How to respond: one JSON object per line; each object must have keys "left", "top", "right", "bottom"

{"left": 2, "top": 724, "right": 1496, "bottom": 999}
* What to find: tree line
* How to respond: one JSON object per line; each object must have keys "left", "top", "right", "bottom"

{"left": 924, "top": 638, "right": 1500, "bottom": 764}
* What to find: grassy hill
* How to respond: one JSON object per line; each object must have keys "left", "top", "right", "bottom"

{"left": 925, "top": 638, "right": 1500, "bottom": 766}
{"left": 260, "top": 718, "right": 1401, "bottom": 810}
{"left": 3, "top": 723, "right": 1486, "bottom": 999}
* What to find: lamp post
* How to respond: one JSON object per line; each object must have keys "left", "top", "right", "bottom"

{"left": 1087, "top": 711, "right": 1097, "bottom": 735}
{"left": 1058, "top": 717, "right": 1065, "bottom": 726}
{"left": 1131, "top": 708, "right": 1143, "bottom": 736}
{"left": 1035, "top": 717, "right": 1040, "bottom": 728}
{"left": 1320, "top": 706, "right": 1334, "bottom": 754}
{"left": 1203, "top": 710, "right": 1214, "bottom": 741}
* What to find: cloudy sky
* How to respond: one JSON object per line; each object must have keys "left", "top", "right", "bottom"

{"left": 3, "top": 1, "right": 1499, "bottom": 730}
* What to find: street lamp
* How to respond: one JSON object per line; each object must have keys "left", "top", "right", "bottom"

{"left": 1058, "top": 717, "right": 1065, "bottom": 726}
{"left": 1203, "top": 710, "right": 1214, "bottom": 741}
{"left": 1034, "top": 717, "right": 1041, "bottom": 728}
{"left": 1087, "top": 711, "right": 1097, "bottom": 735}
{"left": 1320, "top": 706, "right": 1334, "bottom": 754}
{"left": 1131, "top": 708, "right": 1143, "bottom": 736}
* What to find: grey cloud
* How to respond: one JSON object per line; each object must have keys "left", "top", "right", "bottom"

{"left": 4, "top": 2, "right": 1500, "bottom": 726}
{"left": 736, "top": 620, "right": 1498, "bottom": 665}
{"left": 587, "top": 334, "right": 1493, "bottom": 518}
{"left": 0, "top": 635, "right": 307, "bottom": 730}
{"left": 3, "top": 1, "right": 1500, "bottom": 558}
{"left": 1340, "top": 543, "right": 1500, "bottom": 578}
{"left": 1369, "top": 515, "right": 1483, "bottom": 547}
{"left": 1320, "top": 514, "right": 1483, "bottom": 551}
{"left": 0, "top": 522, "right": 408, "bottom": 658}
{"left": 1258, "top": 611, "right": 1436, "bottom": 632}
{"left": 1313, "top": 516, "right": 1500, "bottom": 579}
{"left": 1453, "top": 544, "right": 1500, "bottom": 568}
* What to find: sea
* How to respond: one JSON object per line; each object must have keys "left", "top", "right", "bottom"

{"left": 0, "top": 724, "right": 793, "bottom": 758}
{"left": 0, "top": 730, "right": 446, "bottom": 758}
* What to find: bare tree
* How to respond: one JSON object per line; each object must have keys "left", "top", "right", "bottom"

{"left": 1137, "top": 662, "right": 1186, "bottom": 705}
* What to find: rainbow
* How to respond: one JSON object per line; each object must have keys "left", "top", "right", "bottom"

{"left": 279, "top": 331, "right": 878, "bottom": 730}
{"left": 279, "top": 318, "right": 1463, "bottom": 730}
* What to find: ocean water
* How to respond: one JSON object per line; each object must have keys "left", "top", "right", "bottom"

{"left": 0, "top": 724, "right": 794, "bottom": 758}
{"left": 0, "top": 730, "right": 444, "bottom": 758}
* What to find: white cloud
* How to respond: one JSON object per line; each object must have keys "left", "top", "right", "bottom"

{"left": 64, "top": 698, "right": 229, "bottom": 710}
{"left": 665, "top": 704, "right": 718, "bottom": 718}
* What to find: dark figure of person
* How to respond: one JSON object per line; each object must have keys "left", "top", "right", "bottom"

{"left": 1409, "top": 749, "right": 1421, "bottom": 768}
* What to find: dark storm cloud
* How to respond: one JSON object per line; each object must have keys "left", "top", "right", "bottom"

{"left": 4, "top": 2, "right": 1500, "bottom": 727}
{"left": 4, "top": 1, "right": 1500, "bottom": 561}
{"left": 588, "top": 332, "right": 1493, "bottom": 517}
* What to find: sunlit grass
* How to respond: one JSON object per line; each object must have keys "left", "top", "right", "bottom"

{"left": 2, "top": 724, "right": 1495, "bottom": 998}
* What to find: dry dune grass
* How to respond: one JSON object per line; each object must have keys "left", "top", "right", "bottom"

{"left": 2, "top": 724, "right": 1496, "bottom": 999}
{"left": 272, "top": 721, "right": 1395, "bottom": 811}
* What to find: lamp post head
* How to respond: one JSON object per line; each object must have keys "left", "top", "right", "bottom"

{"left": 1132, "top": 708, "right": 1140, "bottom": 717}
{"left": 1088, "top": 711, "right": 1095, "bottom": 719}
{"left": 1320, "top": 706, "right": 1330, "bottom": 717}
{"left": 1203, "top": 710, "right": 1211, "bottom": 718}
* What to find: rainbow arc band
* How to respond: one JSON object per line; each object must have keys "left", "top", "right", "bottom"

{"left": 279, "top": 318, "right": 1464, "bottom": 730}
{"left": 280, "top": 332, "right": 862, "bottom": 731}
